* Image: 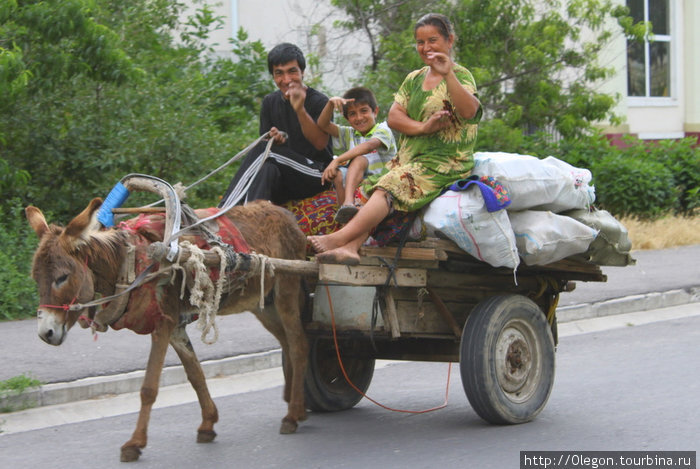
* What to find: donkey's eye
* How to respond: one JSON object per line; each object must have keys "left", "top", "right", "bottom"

{"left": 54, "top": 274, "right": 69, "bottom": 287}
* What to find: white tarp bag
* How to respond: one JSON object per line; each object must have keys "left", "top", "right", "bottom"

{"left": 473, "top": 152, "right": 595, "bottom": 212}
{"left": 423, "top": 181, "right": 519, "bottom": 270}
{"left": 509, "top": 210, "right": 599, "bottom": 265}
{"left": 563, "top": 208, "right": 635, "bottom": 266}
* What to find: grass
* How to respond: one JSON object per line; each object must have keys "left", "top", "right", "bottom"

{"left": 0, "top": 374, "right": 41, "bottom": 396}
{"left": 621, "top": 214, "right": 700, "bottom": 250}
{"left": 0, "top": 374, "right": 42, "bottom": 414}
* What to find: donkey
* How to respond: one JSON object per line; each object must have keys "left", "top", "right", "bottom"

{"left": 26, "top": 198, "right": 309, "bottom": 462}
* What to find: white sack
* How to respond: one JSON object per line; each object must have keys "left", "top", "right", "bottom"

{"left": 423, "top": 187, "right": 520, "bottom": 270}
{"left": 563, "top": 208, "right": 635, "bottom": 266}
{"left": 509, "top": 210, "right": 598, "bottom": 265}
{"left": 473, "top": 152, "right": 595, "bottom": 212}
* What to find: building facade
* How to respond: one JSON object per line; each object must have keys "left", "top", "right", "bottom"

{"left": 601, "top": 0, "right": 700, "bottom": 143}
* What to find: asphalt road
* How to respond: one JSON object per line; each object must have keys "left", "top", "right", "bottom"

{"left": 1, "top": 304, "right": 698, "bottom": 468}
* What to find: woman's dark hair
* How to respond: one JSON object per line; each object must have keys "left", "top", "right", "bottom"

{"left": 414, "top": 13, "right": 455, "bottom": 42}
{"left": 267, "top": 43, "right": 306, "bottom": 74}
{"left": 341, "top": 87, "right": 378, "bottom": 118}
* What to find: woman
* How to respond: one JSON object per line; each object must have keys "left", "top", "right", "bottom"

{"left": 309, "top": 13, "right": 482, "bottom": 264}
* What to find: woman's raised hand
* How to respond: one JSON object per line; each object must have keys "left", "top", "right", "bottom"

{"left": 426, "top": 52, "right": 453, "bottom": 77}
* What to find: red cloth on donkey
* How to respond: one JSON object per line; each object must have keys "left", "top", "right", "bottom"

{"left": 111, "top": 209, "right": 249, "bottom": 334}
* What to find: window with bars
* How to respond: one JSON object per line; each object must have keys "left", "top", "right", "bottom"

{"left": 627, "top": 0, "right": 672, "bottom": 98}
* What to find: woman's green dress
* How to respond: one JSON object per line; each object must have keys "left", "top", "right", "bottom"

{"left": 368, "top": 64, "right": 482, "bottom": 212}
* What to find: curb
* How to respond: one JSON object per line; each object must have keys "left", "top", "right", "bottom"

{"left": 1, "top": 350, "right": 282, "bottom": 412}
{"left": 2, "top": 288, "right": 698, "bottom": 412}
{"left": 557, "top": 287, "right": 699, "bottom": 322}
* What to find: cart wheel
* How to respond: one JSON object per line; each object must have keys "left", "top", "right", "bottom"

{"left": 460, "top": 294, "right": 555, "bottom": 424}
{"left": 304, "top": 337, "right": 375, "bottom": 412}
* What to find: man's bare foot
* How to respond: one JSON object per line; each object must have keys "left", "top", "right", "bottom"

{"left": 308, "top": 235, "right": 340, "bottom": 253}
{"left": 315, "top": 246, "right": 361, "bottom": 265}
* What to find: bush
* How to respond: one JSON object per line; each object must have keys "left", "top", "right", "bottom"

{"left": 0, "top": 200, "right": 39, "bottom": 321}
{"left": 648, "top": 138, "right": 700, "bottom": 216}
{"left": 590, "top": 152, "right": 677, "bottom": 218}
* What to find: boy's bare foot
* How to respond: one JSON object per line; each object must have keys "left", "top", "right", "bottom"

{"left": 316, "top": 246, "right": 361, "bottom": 265}
{"left": 308, "top": 235, "right": 340, "bottom": 253}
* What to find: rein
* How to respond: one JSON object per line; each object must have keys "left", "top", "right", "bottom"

{"left": 40, "top": 296, "right": 77, "bottom": 312}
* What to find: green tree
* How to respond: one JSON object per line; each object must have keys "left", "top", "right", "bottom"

{"left": 0, "top": 0, "right": 273, "bottom": 321}
{"left": 329, "top": 0, "right": 447, "bottom": 71}
{"left": 0, "top": 0, "right": 271, "bottom": 219}
{"left": 329, "top": 0, "right": 645, "bottom": 147}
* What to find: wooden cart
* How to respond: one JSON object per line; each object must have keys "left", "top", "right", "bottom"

{"left": 113, "top": 175, "right": 605, "bottom": 426}
{"left": 301, "top": 238, "right": 605, "bottom": 424}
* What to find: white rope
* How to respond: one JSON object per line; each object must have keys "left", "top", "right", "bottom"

{"left": 183, "top": 133, "right": 272, "bottom": 194}
{"left": 210, "top": 245, "right": 227, "bottom": 328}
{"left": 245, "top": 252, "right": 276, "bottom": 311}
{"left": 174, "top": 247, "right": 188, "bottom": 299}
{"left": 125, "top": 133, "right": 271, "bottom": 216}
{"left": 165, "top": 134, "right": 279, "bottom": 244}
{"left": 258, "top": 254, "right": 268, "bottom": 310}
{"left": 214, "top": 136, "right": 277, "bottom": 212}
{"left": 178, "top": 241, "right": 228, "bottom": 345}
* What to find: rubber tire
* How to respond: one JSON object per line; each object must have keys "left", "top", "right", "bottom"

{"left": 460, "top": 294, "right": 555, "bottom": 424}
{"left": 304, "top": 337, "right": 375, "bottom": 412}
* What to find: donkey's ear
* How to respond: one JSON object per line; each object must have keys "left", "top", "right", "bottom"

{"left": 26, "top": 206, "right": 50, "bottom": 239}
{"left": 64, "top": 198, "right": 104, "bottom": 242}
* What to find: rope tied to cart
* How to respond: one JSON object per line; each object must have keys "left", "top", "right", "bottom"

{"left": 324, "top": 284, "right": 452, "bottom": 414}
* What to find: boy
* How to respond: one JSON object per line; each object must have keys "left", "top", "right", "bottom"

{"left": 219, "top": 43, "right": 332, "bottom": 207}
{"left": 318, "top": 87, "right": 397, "bottom": 224}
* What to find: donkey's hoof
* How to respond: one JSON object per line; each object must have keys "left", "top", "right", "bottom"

{"left": 120, "top": 446, "right": 142, "bottom": 462}
{"left": 197, "top": 429, "right": 217, "bottom": 443}
{"left": 279, "top": 417, "right": 298, "bottom": 434}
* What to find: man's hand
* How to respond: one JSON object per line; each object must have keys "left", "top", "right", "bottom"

{"left": 287, "top": 82, "right": 307, "bottom": 113}
{"left": 268, "top": 127, "right": 287, "bottom": 145}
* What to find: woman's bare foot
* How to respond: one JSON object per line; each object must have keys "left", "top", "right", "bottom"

{"left": 316, "top": 246, "right": 361, "bottom": 265}
{"left": 308, "top": 234, "right": 341, "bottom": 253}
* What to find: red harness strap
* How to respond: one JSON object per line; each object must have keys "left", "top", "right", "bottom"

{"left": 112, "top": 209, "right": 250, "bottom": 334}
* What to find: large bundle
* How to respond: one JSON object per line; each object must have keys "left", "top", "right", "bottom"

{"left": 423, "top": 178, "right": 519, "bottom": 270}
{"left": 420, "top": 153, "right": 633, "bottom": 268}
{"left": 472, "top": 152, "right": 595, "bottom": 212}
{"left": 508, "top": 210, "right": 598, "bottom": 266}
{"left": 563, "top": 208, "right": 635, "bottom": 266}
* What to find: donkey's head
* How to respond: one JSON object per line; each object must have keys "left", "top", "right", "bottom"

{"left": 26, "top": 198, "right": 105, "bottom": 345}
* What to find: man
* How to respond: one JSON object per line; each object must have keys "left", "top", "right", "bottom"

{"left": 219, "top": 43, "right": 332, "bottom": 207}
